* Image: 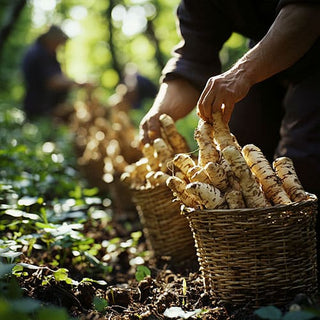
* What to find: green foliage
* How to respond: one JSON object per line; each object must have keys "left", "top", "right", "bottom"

{"left": 93, "top": 296, "right": 108, "bottom": 312}
{"left": 0, "top": 100, "right": 150, "bottom": 318}
{"left": 0, "top": 262, "right": 70, "bottom": 320}
{"left": 220, "top": 33, "right": 248, "bottom": 72}
{"left": 0, "top": 0, "right": 248, "bottom": 151}
{"left": 135, "top": 265, "right": 151, "bottom": 282}
{"left": 0, "top": 106, "right": 84, "bottom": 200}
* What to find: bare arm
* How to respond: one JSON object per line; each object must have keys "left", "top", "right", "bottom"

{"left": 47, "top": 74, "right": 77, "bottom": 90}
{"left": 47, "top": 73, "right": 93, "bottom": 91}
{"left": 139, "top": 78, "right": 200, "bottom": 144}
{"left": 197, "top": 4, "right": 320, "bottom": 123}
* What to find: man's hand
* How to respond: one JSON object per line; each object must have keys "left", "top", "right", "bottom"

{"left": 139, "top": 78, "right": 200, "bottom": 145}
{"left": 197, "top": 69, "right": 252, "bottom": 124}
{"left": 197, "top": 3, "right": 320, "bottom": 124}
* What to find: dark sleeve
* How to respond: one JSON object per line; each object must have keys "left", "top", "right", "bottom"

{"left": 161, "top": 0, "right": 232, "bottom": 91}
{"left": 277, "top": 0, "right": 320, "bottom": 11}
{"left": 22, "top": 44, "right": 62, "bottom": 87}
{"left": 38, "top": 53, "right": 62, "bottom": 83}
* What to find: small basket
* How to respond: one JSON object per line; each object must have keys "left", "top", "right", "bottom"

{"left": 183, "top": 195, "right": 318, "bottom": 307}
{"left": 131, "top": 184, "right": 196, "bottom": 265}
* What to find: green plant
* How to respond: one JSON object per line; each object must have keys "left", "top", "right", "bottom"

{"left": 135, "top": 265, "right": 151, "bottom": 282}
{"left": 93, "top": 296, "right": 108, "bottom": 313}
{"left": 0, "top": 263, "right": 70, "bottom": 320}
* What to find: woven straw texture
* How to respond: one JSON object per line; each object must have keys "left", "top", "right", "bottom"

{"left": 184, "top": 195, "right": 318, "bottom": 307}
{"left": 131, "top": 184, "right": 196, "bottom": 264}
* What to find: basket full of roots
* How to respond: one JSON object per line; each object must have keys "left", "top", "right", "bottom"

{"left": 165, "top": 111, "right": 318, "bottom": 308}
{"left": 121, "top": 115, "right": 197, "bottom": 266}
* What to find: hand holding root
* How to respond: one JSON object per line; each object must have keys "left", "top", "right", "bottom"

{"left": 139, "top": 79, "right": 200, "bottom": 145}
{"left": 196, "top": 69, "right": 252, "bottom": 124}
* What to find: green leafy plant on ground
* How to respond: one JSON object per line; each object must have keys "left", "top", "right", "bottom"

{"left": 0, "top": 103, "right": 149, "bottom": 319}
{"left": 0, "top": 263, "right": 71, "bottom": 320}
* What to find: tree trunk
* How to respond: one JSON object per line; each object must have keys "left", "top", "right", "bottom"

{"left": 106, "top": 0, "right": 123, "bottom": 82}
{"left": 0, "top": 0, "right": 27, "bottom": 57}
{"left": 146, "top": 19, "right": 166, "bottom": 70}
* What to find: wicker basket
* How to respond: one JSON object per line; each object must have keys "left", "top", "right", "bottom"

{"left": 131, "top": 184, "right": 197, "bottom": 264}
{"left": 183, "top": 195, "right": 318, "bottom": 307}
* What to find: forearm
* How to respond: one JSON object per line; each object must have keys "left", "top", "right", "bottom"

{"left": 235, "top": 4, "right": 320, "bottom": 86}
{"left": 197, "top": 3, "right": 320, "bottom": 124}
{"left": 139, "top": 78, "right": 200, "bottom": 144}
{"left": 153, "top": 79, "right": 200, "bottom": 121}
{"left": 47, "top": 74, "right": 77, "bottom": 91}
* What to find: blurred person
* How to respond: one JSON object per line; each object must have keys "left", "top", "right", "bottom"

{"left": 121, "top": 63, "right": 158, "bottom": 110}
{"left": 112, "top": 63, "right": 158, "bottom": 113}
{"left": 21, "top": 25, "right": 91, "bottom": 120}
{"left": 139, "top": 1, "right": 320, "bottom": 198}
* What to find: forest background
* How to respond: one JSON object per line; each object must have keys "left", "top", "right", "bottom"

{"left": 2, "top": 2, "right": 318, "bottom": 320}
{"left": 0, "top": 0, "right": 247, "bottom": 148}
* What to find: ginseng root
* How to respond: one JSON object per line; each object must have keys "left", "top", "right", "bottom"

{"left": 242, "top": 144, "right": 292, "bottom": 205}
{"left": 212, "top": 111, "right": 241, "bottom": 151}
{"left": 273, "top": 156, "right": 308, "bottom": 202}
{"left": 204, "top": 161, "right": 229, "bottom": 192}
{"left": 222, "top": 145, "right": 269, "bottom": 208}
{"left": 194, "top": 119, "right": 220, "bottom": 167}
{"left": 159, "top": 114, "right": 189, "bottom": 153}
{"left": 172, "top": 153, "right": 196, "bottom": 177}
{"left": 186, "top": 182, "right": 225, "bottom": 209}
{"left": 187, "top": 166, "right": 211, "bottom": 184}
{"left": 225, "top": 190, "right": 246, "bottom": 209}
{"left": 166, "top": 176, "right": 200, "bottom": 208}
{"left": 153, "top": 138, "right": 174, "bottom": 172}
{"left": 142, "top": 143, "right": 159, "bottom": 171}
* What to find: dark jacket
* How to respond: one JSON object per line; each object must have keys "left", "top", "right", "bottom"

{"left": 162, "top": 0, "right": 320, "bottom": 90}
{"left": 22, "top": 40, "right": 68, "bottom": 117}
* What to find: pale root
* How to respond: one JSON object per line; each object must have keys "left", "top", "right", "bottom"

{"left": 194, "top": 119, "right": 220, "bottom": 167}
{"left": 159, "top": 114, "right": 189, "bottom": 153}
{"left": 273, "top": 157, "right": 308, "bottom": 202}
{"left": 146, "top": 170, "right": 170, "bottom": 187}
{"left": 220, "top": 157, "right": 241, "bottom": 191}
{"left": 225, "top": 190, "right": 246, "bottom": 209}
{"left": 186, "top": 182, "right": 225, "bottom": 209}
{"left": 204, "top": 162, "right": 229, "bottom": 192}
{"left": 104, "top": 157, "right": 115, "bottom": 175}
{"left": 173, "top": 153, "right": 196, "bottom": 176}
{"left": 166, "top": 176, "right": 200, "bottom": 208}
{"left": 142, "top": 143, "right": 159, "bottom": 171}
{"left": 212, "top": 111, "right": 241, "bottom": 151}
{"left": 125, "top": 158, "right": 149, "bottom": 178}
{"left": 106, "top": 139, "right": 121, "bottom": 158}
{"left": 153, "top": 138, "right": 174, "bottom": 172}
{"left": 111, "top": 155, "right": 128, "bottom": 172}
{"left": 154, "top": 171, "right": 171, "bottom": 185}
{"left": 175, "top": 171, "right": 189, "bottom": 183}
{"left": 122, "top": 157, "right": 149, "bottom": 188}
{"left": 222, "top": 146, "right": 269, "bottom": 208}
{"left": 187, "top": 166, "right": 211, "bottom": 184}
{"left": 242, "top": 144, "right": 292, "bottom": 205}
{"left": 120, "top": 172, "right": 131, "bottom": 186}
{"left": 160, "top": 127, "right": 174, "bottom": 154}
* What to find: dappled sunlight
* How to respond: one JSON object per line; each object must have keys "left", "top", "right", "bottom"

{"left": 111, "top": 3, "right": 157, "bottom": 37}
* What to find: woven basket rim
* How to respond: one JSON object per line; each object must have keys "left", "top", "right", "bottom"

{"left": 182, "top": 193, "right": 318, "bottom": 216}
